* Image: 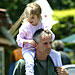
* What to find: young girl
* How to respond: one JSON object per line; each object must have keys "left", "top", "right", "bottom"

{"left": 16, "top": 2, "right": 61, "bottom": 75}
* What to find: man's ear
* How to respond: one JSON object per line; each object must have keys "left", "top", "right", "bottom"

{"left": 54, "top": 48, "right": 56, "bottom": 51}
{"left": 35, "top": 43, "right": 37, "bottom": 48}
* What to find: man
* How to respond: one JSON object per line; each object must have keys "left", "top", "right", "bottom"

{"left": 13, "top": 29, "right": 68, "bottom": 75}
{"left": 52, "top": 40, "right": 71, "bottom": 65}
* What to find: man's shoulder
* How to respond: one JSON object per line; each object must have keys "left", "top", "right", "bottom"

{"left": 50, "top": 49, "right": 60, "bottom": 56}
{"left": 14, "top": 58, "right": 25, "bottom": 70}
{"left": 49, "top": 49, "right": 61, "bottom": 59}
{"left": 17, "top": 58, "right": 25, "bottom": 64}
{"left": 13, "top": 59, "right": 25, "bottom": 75}
{"left": 49, "top": 49, "right": 62, "bottom": 67}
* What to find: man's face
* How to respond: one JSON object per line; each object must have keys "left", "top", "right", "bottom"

{"left": 36, "top": 34, "right": 52, "bottom": 56}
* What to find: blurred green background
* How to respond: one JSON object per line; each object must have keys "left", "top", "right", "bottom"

{"left": 0, "top": 0, "right": 75, "bottom": 75}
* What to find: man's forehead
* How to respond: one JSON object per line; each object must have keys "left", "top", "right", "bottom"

{"left": 40, "top": 34, "right": 51, "bottom": 39}
{"left": 40, "top": 35, "right": 51, "bottom": 42}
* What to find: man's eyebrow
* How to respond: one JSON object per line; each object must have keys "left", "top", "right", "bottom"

{"left": 43, "top": 42, "right": 47, "bottom": 44}
{"left": 42, "top": 41, "right": 46, "bottom": 43}
{"left": 42, "top": 41, "right": 52, "bottom": 43}
{"left": 42, "top": 41, "right": 48, "bottom": 44}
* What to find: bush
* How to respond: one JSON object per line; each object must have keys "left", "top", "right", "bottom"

{"left": 52, "top": 8, "right": 75, "bottom": 39}
{"left": 48, "top": 0, "right": 75, "bottom": 10}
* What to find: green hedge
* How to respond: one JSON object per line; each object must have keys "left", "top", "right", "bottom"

{"left": 48, "top": 0, "right": 75, "bottom": 10}
{"left": 52, "top": 8, "right": 75, "bottom": 39}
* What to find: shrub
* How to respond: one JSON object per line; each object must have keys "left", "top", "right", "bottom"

{"left": 52, "top": 8, "right": 75, "bottom": 39}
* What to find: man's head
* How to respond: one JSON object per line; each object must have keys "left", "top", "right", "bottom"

{"left": 52, "top": 40, "right": 64, "bottom": 51}
{"left": 33, "top": 29, "right": 52, "bottom": 58}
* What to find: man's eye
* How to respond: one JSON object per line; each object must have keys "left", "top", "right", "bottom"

{"left": 49, "top": 42, "right": 52, "bottom": 44}
{"left": 43, "top": 42, "right": 48, "bottom": 45}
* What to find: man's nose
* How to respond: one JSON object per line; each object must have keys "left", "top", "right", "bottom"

{"left": 47, "top": 43, "right": 51, "bottom": 48}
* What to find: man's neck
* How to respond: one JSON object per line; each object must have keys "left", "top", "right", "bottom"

{"left": 36, "top": 51, "right": 47, "bottom": 60}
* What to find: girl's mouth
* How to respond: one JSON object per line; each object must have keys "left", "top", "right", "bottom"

{"left": 30, "top": 21, "right": 33, "bottom": 24}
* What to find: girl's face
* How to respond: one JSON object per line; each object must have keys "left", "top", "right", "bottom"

{"left": 29, "top": 15, "right": 40, "bottom": 26}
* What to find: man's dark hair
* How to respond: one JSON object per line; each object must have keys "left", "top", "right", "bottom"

{"left": 33, "top": 28, "right": 52, "bottom": 43}
{"left": 52, "top": 40, "right": 64, "bottom": 51}
{"left": 33, "top": 28, "right": 44, "bottom": 43}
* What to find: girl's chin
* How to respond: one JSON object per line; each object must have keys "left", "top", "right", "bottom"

{"left": 32, "top": 23, "right": 38, "bottom": 26}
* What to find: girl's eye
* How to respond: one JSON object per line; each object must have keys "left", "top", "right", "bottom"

{"left": 31, "top": 16, "right": 34, "bottom": 19}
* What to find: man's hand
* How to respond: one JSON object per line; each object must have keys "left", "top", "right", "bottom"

{"left": 56, "top": 66, "right": 69, "bottom": 75}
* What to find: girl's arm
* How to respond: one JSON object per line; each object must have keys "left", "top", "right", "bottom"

{"left": 23, "top": 40, "right": 36, "bottom": 47}
{"left": 16, "top": 24, "right": 35, "bottom": 47}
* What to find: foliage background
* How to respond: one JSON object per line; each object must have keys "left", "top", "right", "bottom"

{"left": 0, "top": 0, "right": 75, "bottom": 75}
{"left": 0, "top": 0, "right": 75, "bottom": 39}
{"left": 0, "top": 0, "right": 34, "bottom": 23}
{"left": 0, "top": 0, "right": 75, "bottom": 23}
{"left": 52, "top": 9, "right": 75, "bottom": 39}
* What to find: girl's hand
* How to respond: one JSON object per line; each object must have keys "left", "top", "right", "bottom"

{"left": 23, "top": 40, "right": 36, "bottom": 47}
{"left": 44, "top": 29, "right": 49, "bottom": 32}
{"left": 30, "top": 40, "right": 36, "bottom": 47}
{"left": 44, "top": 29, "right": 51, "bottom": 34}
